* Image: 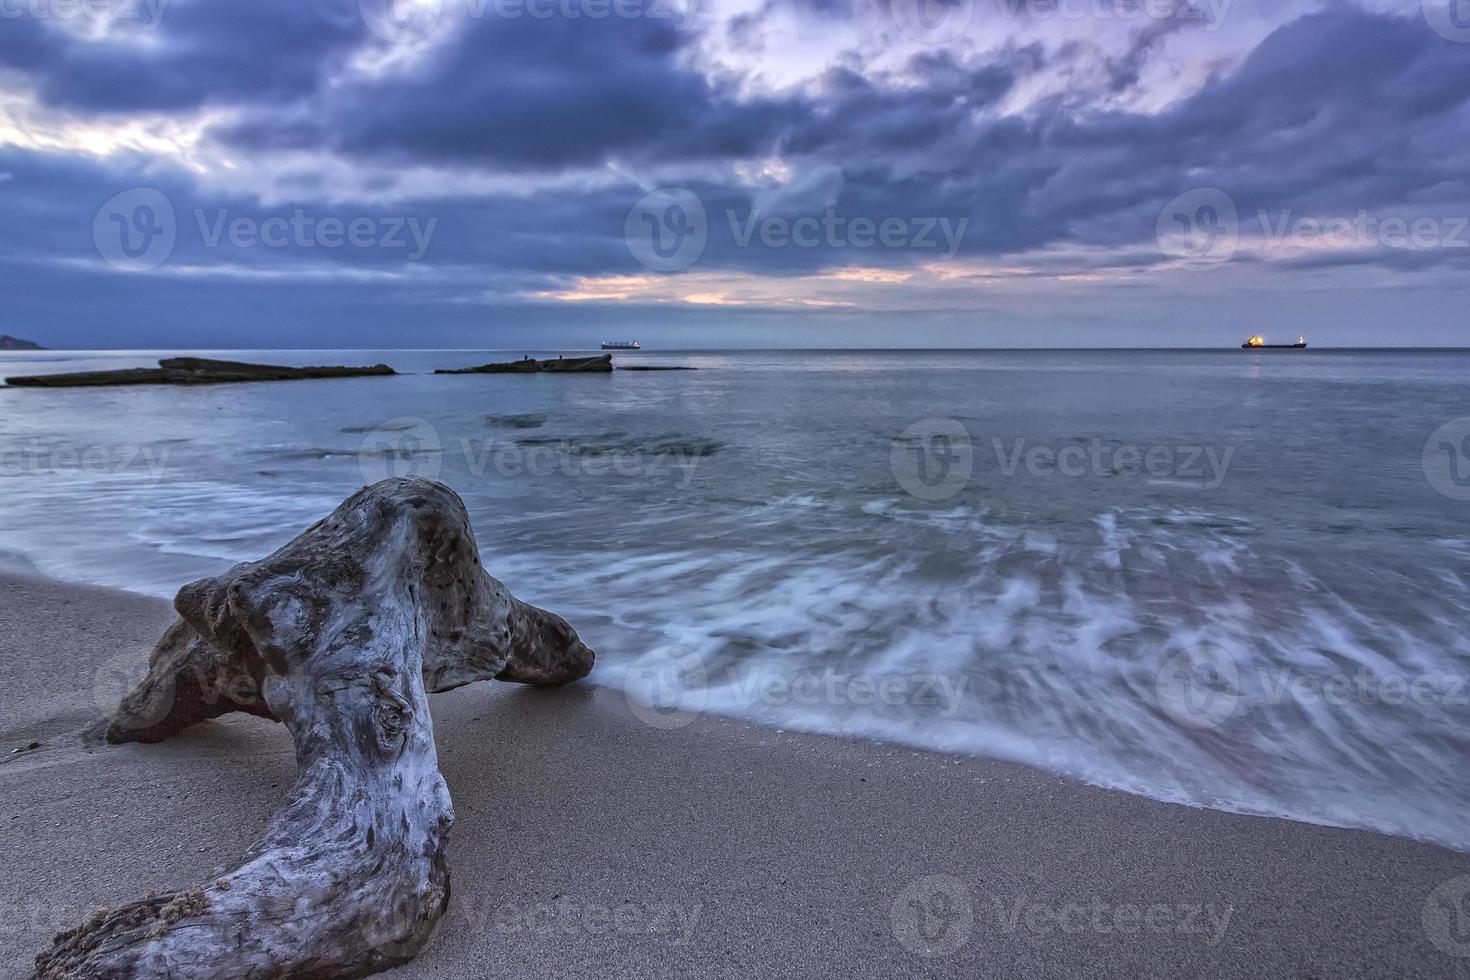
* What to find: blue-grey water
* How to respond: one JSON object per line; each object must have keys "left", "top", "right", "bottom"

{"left": 2, "top": 348, "right": 1468, "bottom": 851}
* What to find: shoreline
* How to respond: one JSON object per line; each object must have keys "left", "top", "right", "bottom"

{"left": 2, "top": 571, "right": 1469, "bottom": 977}
{"left": 7, "top": 562, "right": 1462, "bottom": 856}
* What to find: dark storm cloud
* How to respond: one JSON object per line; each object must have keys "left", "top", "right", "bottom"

{"left": 2, "top": 1, "right": 1469, "bottom": 348}
{"left": 782, "top": 52, "right": 1023, "bottom": 159}
{"left": 0, "top": 144, "right": 667, "bottom": 346}
{"left": 214, "top": 14, "right": 807, "bottom": 171}
{"left": 0, "top": 144, "right": 651, "bottom": 279}
{"left": 0, "top": 0, "right": 364, "bottom": 113}
{"left": 886, "top": 6, "right": 1470, "bottom": 257}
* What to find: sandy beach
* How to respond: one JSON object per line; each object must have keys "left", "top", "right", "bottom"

{"left": 4, "top": 0, "right": 1467, "bottom": 972}
{"left": 1, "top": 569, "right": 1468, "bottom": 979}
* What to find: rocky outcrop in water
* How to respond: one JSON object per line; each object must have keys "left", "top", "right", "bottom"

{"left": 0, "top": 335, "right": 45, "bottom": 350}
{"left": 435, "top": 354, "right": 612, "bottom": 374}
{"left": 35, "top": 478, "right": 594, "bottom": 980}
{"left": 5, "top": 357, "right": 394, "bottom": 388}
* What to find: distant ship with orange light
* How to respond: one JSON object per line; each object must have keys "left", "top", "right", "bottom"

{"left": 1241, "top": 335, "right": 1307, "bottom": 349}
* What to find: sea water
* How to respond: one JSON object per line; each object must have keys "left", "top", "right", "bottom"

{"left": 2, "top": 347, "right": 1467, "bottom": 850}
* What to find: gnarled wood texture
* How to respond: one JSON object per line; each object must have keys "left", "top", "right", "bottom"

{"left": 36, "top": 478, "right": 594, "bottom": 979}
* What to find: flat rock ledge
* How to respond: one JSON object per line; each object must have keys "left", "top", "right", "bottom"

{"left": 435, "top": 354, "right": 612, "bottom": 374}
{"left": 34, "top": 478, "right": 594, "bottom": 980}
{"left": 6, "top": 357, "right": 395, "bottom": 388}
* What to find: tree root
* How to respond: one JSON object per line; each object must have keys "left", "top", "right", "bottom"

{"left": 37, "top": 478, "right": 593, "bottom": 979}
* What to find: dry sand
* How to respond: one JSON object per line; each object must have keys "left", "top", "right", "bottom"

{"left": 2, "top": 571, "right": 1468, "bottom": 978}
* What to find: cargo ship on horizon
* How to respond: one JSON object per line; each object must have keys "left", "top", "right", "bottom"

{"left": 1242, "top": 335, "right": 1307, "bottom": 349}
{"left": 601, "top": 340, "right": 641, "bottom": 350}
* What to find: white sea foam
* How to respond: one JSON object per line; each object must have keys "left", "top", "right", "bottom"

{"left": 3, "top": 348, "right": 1467, "bottom": 852}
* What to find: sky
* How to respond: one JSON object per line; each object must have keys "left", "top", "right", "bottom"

{"left": 0, "top": 0, "right": 1468, "bottom": 349}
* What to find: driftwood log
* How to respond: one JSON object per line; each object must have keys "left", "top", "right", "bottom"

{"left": 35, "top": 478, "right": 594, "bottom": 979}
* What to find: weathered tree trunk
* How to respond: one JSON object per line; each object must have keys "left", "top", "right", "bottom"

{"left": 36, "top": 478, "right": 594, "bottom": 979}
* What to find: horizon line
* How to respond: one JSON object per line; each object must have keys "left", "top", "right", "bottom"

{"left": 6, "top": 345, "right": 1470, "bottom": 353}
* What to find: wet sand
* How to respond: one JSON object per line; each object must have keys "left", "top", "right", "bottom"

{"left": 1, "top": 572, "right": 1467, "bottom": 978}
